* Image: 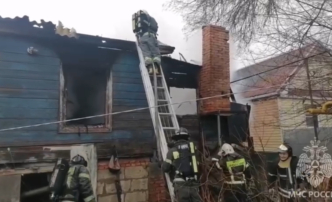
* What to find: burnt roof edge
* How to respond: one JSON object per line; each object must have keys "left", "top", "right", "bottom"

{"left": 0, "top": 15, "right": 176, "bottom": 54}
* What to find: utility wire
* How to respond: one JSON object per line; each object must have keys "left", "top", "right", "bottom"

{"left": 0, "top": 84, "right": 287, "bottom": 132}
{"left": 0, "top": 75, "right": 330, "bottom": 132}
{"left": 230, "top": 51, "right": 327, "bottom": 83}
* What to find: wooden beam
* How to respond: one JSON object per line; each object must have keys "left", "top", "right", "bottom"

{"left": 0, "top": 140, "right": 154, "bottom": 164}
{"left": 0, "top": 163, "right": 54, "bottom": 176}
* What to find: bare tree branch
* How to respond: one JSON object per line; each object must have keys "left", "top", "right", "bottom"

{"left": 165, "top": 0, "right": 332, "bottom": 52}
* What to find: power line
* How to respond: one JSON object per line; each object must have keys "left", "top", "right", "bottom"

{"left": 230, "top": 51, "right": 327, "bottom": 84}
{"left": 0, "top": 75, "right": 330, "bottom": 132}
{"left": 0, "top": 84, "right": 285, "bottom": 132}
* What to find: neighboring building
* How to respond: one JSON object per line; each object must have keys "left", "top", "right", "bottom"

{"left": 0, "top": 16, "right": 250, "bottom": 202}
{"left": 232, "top": 43, "right": 332, "bottom": 155}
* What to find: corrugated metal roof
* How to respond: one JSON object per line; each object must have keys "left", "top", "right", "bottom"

{"left": 0, "top": 15, "right": 55, "bottom": 29}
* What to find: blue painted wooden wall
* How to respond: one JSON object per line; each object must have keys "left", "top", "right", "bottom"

{"left": 0, "top": 35, "right": 154, "bottom": 147}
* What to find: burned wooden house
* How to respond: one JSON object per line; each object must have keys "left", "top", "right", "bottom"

{"left": 0, "top": 17, "right": 251, "bottom": 202}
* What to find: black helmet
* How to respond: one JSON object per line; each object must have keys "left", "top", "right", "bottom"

{"left": 172, "top": 127, "right": 189, "bottom": 141}
{"left": 71, "top": 154, "right": 87, "bottom": 167}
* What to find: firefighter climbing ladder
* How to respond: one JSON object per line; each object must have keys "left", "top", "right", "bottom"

{"left": 135, "top": 39, "right": 178, "bottom": 202}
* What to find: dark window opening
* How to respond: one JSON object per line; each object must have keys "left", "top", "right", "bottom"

{"left": 21, "top": 173, "right": 50, "bottom": 202}
{"left": 305, "top": 115, "right": 319, "bottom": 127}
{"left": 60, "top": 65, "right": 111, "bottom": 133}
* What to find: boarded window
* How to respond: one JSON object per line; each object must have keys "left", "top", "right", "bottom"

{"left": 59, "top": 65, "right": 112, "bottom": 133}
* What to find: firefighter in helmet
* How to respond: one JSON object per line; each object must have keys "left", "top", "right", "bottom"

{"left": 212, "top": 143, "right": 252, "bottom": 202}
{"left": 133, "top": 10, "right": 161, "bottom": 75}
{"left": 268, "top": 143, "right": 303, "bottom": 202}
{"left": 162, "top": 127, "right": 202, "bottom": 202}
{"left": 60, "top": 155, "right": 96, "bottom": 202}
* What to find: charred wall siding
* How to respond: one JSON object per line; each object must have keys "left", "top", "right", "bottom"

{"left": 0, "top": 35, "right": 60, "bottom": 144}
{"left": 0, "top": 35, "right": 154, "bottom": 155}
{"left": 177, "top": 115, "right": 200, "bottom": 141}
{"left": 201, "top": 103, "right": 250, "bottom": 149}
{"left": 175, "top": 104, "right": 250, "bottom": 149}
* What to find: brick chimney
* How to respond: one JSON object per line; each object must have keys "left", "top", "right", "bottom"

{"left": 199, "top": 25, "right": 231, "bottom": 114}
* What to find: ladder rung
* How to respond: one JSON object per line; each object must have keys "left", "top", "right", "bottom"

{"left": 158, "top": 99, "right": 167, "bottom": 102}
{"left": 162, "top": 127, "right": 178, "bottom": 130}
{"left": 152, "top": 86, "right": 164, "bottom": 89}
{"left": 136, "top": 40, "right": 175, "bottom": 201}
{"left": 159, "top": 113, "right": 172, "bottom": 116}
{"left": 149, "top": 74, "right": 162, "bottom": 77}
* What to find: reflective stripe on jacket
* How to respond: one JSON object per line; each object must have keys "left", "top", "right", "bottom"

{"left": 162, "top": 140, "right": 199, "bottom": 181}
{"left": 61, "top": 164, "right": 96, "bottom": 202}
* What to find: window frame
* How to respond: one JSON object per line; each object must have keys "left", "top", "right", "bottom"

{"left": 58, "top": 65, "right": 112, "bottom": 133}
{"left": 305, "top": 114, "right": 319, "bottom": 128}
{"left": 304, "top": 104, "right": 320, "bottom": 128}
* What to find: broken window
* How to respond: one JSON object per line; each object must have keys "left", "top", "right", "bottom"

{"left": 60, "top": 65, "right": 112, "bottom": 133}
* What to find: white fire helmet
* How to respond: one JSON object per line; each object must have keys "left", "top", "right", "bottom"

{"left": 219, "top": 143, "right": 235, "bottom": 156}
{"left": 278, "top": 143, "right": 293, "bottom": 156}
{"left": 278, "top": 144, "right": 288, "bottom": 152}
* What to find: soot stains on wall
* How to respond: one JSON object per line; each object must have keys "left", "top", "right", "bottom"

{"left": 57, "top": 46, "right": 116, "bottom": 133}
{"left": 60, "top": 63, "right": 112, "bottom": 133}
{"left": 63, "top": 66, "right": 108, "bottom": 126}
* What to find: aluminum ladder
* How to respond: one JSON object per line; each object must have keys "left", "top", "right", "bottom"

{"left": 135, "top": 39, "right": 179, "bottom": 202}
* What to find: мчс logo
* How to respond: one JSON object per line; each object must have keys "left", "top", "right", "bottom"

{"left": 296, "top": 140, "right": 332, "bottom": 188}
{"left": 291, "top": 190, "right": 332, "bottom": 198}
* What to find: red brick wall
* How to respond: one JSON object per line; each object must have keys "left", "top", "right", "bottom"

{"left": 97, "top": 158, "right": 168, "bottom": 202}
{"left": 199, "top": 25, "right": 231, "bottom": 114}
{"left": 148, "top": 162, "right": 169, "bottom": 202}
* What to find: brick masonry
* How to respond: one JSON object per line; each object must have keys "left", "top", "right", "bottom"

{"left": 97, "top": 158, "right": 168, "bottom": 202}
{"left": 148, "top": 162, "right": 169, "bottom": 202}
{"left": 199, "top": 25, "right": 231, "bottom": 114}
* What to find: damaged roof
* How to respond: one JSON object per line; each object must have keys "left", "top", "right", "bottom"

{"left": 0, "top": 15, "right": 175, "bottom": 54}
{"left": 0, "top": 15, "right": 201, "bottom": 89}
{"left": 231, "top": 44, "right": 327, "bottom": 100}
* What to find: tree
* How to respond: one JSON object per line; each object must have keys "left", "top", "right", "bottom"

{"left": 166, "top": 0, "right": 332, "bottom": 196}
{"left": 165, "top": 0, "right": 332, "bottom": 53}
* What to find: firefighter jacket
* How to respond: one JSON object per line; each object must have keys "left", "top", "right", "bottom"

{"left": 162, "top": 140, "right": 199, "bottom": 181}
{"left": 140, "top": 14, "right": 158, "bottom": 36}
{"left": 61, "top": 164, "right": 96, "bottom": 202}
{"left": 217, "top": 153, "right": 251, "bottom": 185}
{"left": 267, "top": 156, "right": 302, "bottom": 199}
